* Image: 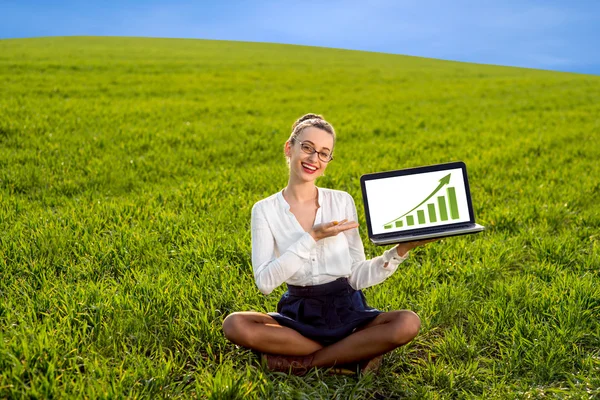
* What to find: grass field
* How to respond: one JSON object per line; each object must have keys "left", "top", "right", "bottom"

{"left": 1, "top": 36, "right": 599, "bottom": 399}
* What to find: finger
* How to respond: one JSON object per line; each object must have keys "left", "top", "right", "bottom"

{"left": 343, "top": 220, "right": 358, "bottom": 227}
{"left": 337, "top": 222, "right": 359, "bottom": 232}
{"left": 336, "top": 221, "right": 358, "bottom": 230}
{"left": 417, "top": 238, "right": 439, "bottom": 245}
{"left": 322, "top": 222, "right": 357, "bottom": 236}
{"left": 327, "top": 219, "right": 347, "bottom": 229}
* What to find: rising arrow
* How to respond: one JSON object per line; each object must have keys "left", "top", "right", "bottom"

{"left": 383, "top": 173, "right": 451, "bottom": 226}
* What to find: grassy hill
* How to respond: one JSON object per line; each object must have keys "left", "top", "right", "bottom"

{"left": 1, "top": 36, "right": 599, "bottom": 398}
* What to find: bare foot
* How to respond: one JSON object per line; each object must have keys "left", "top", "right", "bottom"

{"left": 359, "top": 355, "right": 384, "bottom": 375}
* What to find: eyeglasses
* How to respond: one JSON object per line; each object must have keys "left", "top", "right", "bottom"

{"left": 291, "top": 138, "right": 334, "bottom": 163}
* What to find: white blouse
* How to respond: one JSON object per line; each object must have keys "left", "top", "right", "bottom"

{"left": 251, "top": 187, "right": 409, "bottom": 295}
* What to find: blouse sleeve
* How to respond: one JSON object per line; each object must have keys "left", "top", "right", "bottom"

{"left": 251, "top": 203, "right": 317, "bottom": 295}
{"left": 343, "top": 193, "right": 409, "bottom": 290}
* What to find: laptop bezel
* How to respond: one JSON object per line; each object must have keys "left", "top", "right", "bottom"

{"left": 360, "top": 161, "right": 477, "bottom": 242}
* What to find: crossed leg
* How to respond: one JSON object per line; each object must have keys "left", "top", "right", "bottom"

{"left": 222, "top": 310, "right": 420, "bottom": 367}
{"left": 222, "top": 312, "right": 325, "bottom": 355}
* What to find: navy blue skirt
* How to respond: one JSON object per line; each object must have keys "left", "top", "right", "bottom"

{"left": 268, "top": 277, "right": 382, "bottom": 345}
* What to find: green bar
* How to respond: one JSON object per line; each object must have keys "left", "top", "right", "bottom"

{"left": 437, "top": 196, "right": 448, "bottom": 221}
{"left": 417, "top": 210, "right": 425, "bottom": 224}
{"left": 427, "top": 203, "right": 437, "bottom": 223}
{"left": 384, "top": 224, "right": 392, "bottom": 229}
{"left": 406, "top": 215, "right": 414, "bottom": 226}
{"left": 447, "top": 187, "right": 460, "bottom": 219}
{"left": 395, "top": 220, "right": 403, "bottom": 228}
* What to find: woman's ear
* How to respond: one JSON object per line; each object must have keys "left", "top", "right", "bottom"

{"left": 284, "top": 140, "right": 292, "bottom": 158}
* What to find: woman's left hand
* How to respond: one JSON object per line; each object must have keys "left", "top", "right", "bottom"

{"left": 396, "top": 237, "right": 440, "bottom": 257}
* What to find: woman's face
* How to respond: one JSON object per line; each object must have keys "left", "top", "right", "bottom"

{"left": 285, "top": 127, "right": 334, "bottom": 183}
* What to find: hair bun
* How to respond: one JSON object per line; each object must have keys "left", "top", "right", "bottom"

{"left": 292, "top": 113, "right": 323, "bottom": 130}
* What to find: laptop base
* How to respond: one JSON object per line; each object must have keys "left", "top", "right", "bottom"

{"left": 370, "top": 224, "right": 485, "bottom": 245}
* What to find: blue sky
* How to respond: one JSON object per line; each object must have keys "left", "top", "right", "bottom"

{"left": 2, "top": 0, "right": 599, "bottom": 75}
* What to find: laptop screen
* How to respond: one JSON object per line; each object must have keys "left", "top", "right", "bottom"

{"left": 362, "top": 163, "right": 474, "bottom": 237}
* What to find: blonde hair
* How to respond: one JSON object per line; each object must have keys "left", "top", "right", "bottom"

{"left": 284, "top": 113, "right": 336, "bottom": 164}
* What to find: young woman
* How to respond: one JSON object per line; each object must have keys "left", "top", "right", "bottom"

{"left": 222, "top": 114, "right": 435, "bottom": 375}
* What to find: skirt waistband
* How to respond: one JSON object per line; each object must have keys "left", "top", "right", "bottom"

{"left": 286, "top": 277, "right": 353, "bottom": 297}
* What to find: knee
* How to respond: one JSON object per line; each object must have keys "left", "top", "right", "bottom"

{"left": 390, "top": 310, "right": 421, "bottom": 345}
{"left": 222, "top": 313, "right": 248, "bottom": 345}
{"left": 404, "top": 311, "right": 422, "bottom": 338}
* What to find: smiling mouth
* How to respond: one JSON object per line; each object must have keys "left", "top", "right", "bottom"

{"left": 301, "top": 162, "right": 318, "bottom": 174}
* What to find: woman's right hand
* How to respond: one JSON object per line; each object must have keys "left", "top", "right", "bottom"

{"left": 309, "top": 219, "right": 359, "bottom": 241}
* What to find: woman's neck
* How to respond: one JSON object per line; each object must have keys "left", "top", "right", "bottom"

{"left": 283, "top": 180, "right": 318, "bottom": 204}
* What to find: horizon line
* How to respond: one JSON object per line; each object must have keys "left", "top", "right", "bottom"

{"left": 2, "top": 35, "right": 598, "bottom": 77}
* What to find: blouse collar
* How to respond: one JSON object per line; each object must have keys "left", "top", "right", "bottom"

{"left": 278, "top": 186, "right": 322, "bottom": 211}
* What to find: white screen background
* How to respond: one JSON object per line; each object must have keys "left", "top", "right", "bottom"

{"left": 365, "top": 168, "right": 471, "bottom": 235}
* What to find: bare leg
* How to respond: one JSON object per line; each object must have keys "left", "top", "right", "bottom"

{"left": 310, "top": 310, "right": 420, "bottom": 367}
{"left": 223, "top": 310, "right": 420, "bottom": 369}
{"left": 222, "top": 311, "right": 324, "bottom": 355}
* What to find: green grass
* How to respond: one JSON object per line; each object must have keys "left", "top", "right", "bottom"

{"left": 1, "top": 36, "right": 599, "bottom": 398}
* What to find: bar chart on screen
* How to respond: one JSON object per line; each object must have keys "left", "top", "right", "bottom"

{"left": 383, "top": 173, "right": 460, "bottom": 229}
{"left": 364, "top": 166, "right": 471, "bottom": 236}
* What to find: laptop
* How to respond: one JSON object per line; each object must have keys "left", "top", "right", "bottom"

{"left": 360, "top": 161, "right": 485, "bottom": 245}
